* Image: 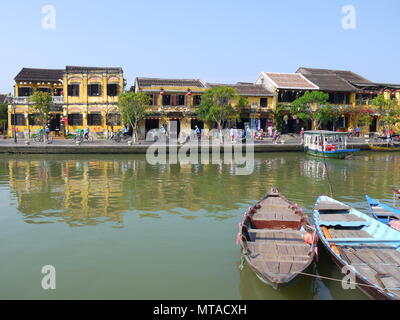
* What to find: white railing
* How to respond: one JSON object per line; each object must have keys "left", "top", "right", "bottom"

{"left": 12, "top": 96, "right": 64, "bottom": 104}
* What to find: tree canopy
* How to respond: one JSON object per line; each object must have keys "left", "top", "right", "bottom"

{"left": 197, "top": 86, "right": 241, "bottom": 131}
{"left": 118, "top": 91, "right": 151, "bottom": 142}
{"left": 371, "top": 94, "right": 400, "bottom": 128}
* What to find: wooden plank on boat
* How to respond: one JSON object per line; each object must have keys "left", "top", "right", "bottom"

{"left": 315, "top": 201, "right": 350, "bottom": 211}
{"left": 320, "top": 214, "right": 366, "bottom": 222}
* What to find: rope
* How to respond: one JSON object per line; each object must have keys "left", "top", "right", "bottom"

{"left": 294, "top": 270, "right": 400, "bottom": 291}
{"left": 320, "top": 133, "right": 334, "bottom": 198}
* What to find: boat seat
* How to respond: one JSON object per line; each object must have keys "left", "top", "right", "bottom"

{"left": 251, "top": 212, "right": 302, "bottom": 230}
{"left": 315, "top": 201, "right": 350, "bottom": 212}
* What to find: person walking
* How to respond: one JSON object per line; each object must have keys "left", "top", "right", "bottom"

{"left": 300, "top": 127, "right": 305, "bottom": 144}
{"left": 356, "top": 126, "right": 361, "bottom": 137}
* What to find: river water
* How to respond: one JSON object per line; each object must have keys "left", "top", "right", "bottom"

{"left": 0, "top": 152, "right": 399, "bottom": 299}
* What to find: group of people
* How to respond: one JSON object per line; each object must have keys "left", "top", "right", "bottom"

{"left": 348, "top": 126, "right": 361, "bottom": 137}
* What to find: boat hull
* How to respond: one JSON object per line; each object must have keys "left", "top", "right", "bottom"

{"left": 369, "top": 144, "right": 400, "bottom": 152}
{"left": 313, "top": 196, "right": 400, "bottom": 300}
{"left": 305, "top": 148, "right": 360, "bottom": 159}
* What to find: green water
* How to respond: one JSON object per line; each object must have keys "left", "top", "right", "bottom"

{"left": 0, "top": 152, "right": 399, "bottom": 300}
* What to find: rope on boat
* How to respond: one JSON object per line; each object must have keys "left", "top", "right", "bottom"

{"left": 293, "top": 271, "right": 400, "bottom": 291}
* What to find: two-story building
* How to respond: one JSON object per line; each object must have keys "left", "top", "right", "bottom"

{"left": 297, "top": 67, "right": 400, "bottom": 133}
{"left": 255, "top": 72, "right": 319, "bottom": 132}
{"left": 8, "top": 66, "right": 125, "bottom": 138}
{"left": 206, "top": 82, "right": 275, "bottom": 131}
{"left": 133, "top": 77, "right": 208, "bottom": 138}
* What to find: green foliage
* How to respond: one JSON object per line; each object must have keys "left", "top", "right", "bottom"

{"left": 313, "top": 104, "right": 340, "bottom": 127}
{"left": 0, "top": 103, "right": 7, "bottom": 133}
{"left": 29, "top": 91, "right": 52, "bottom": 129}
{"left": 197, "top": 86, "right": 240, "bottom": 130}
{"left": 291, "top": 91, "right": 329, "bottom": 120}
{"left": 370, "top": 94, "right": 400, "bottom": 127}
{"left": 273, "top": 104, "right": 287, "bottom": 132}
{"left": 118, "top": 92, "right": 151, "bottom": 141}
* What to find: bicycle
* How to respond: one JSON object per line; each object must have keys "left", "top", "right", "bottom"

{"left": 74, "top": 131, "right": 94, "bottom": 143}
{"left": 32, "top": 130, "right": 53, "bottom": 143}
{"left": 109, "top": 130, "right": 130, "bottom": 143}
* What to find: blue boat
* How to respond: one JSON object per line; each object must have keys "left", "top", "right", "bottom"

{"left": 366, "top": 195, "right": 400, "bottom": 226}
{"left": 313, "top": 196, "right": 400, "bottom": 300}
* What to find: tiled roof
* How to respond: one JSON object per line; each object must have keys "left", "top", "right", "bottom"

{"left": 207, "top": 83, "right": 274, "bottom": 96}
{"left": 297, "top": 73, "right": 357, "bottom": 92}
{"left": 264, "top": 72, "right": 319, "bottom": 90}
{"left": 15, "top": 68, "right": 64, "bottom": 82}
{"left": 136, "top": 77, "right": 206, "bottom": 88}
{"left": 66, "top": 66, "right": 123, "bottom": 73}
{"left": 296, "top": 67, "right": 372, "bottom": 84}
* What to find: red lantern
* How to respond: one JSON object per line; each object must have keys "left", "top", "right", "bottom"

{"left": 160, "top": 89, "right": 165, "bottom": 96}
{"left": 369, "top": 91, "right": 373, "bottom": 95}
{"left": 186, "top": 90, "right": 192, "bottom": 96}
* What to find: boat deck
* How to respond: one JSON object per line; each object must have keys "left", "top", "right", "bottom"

{"left": 246, "top": 230, "right": 312, "bottom": 278}
{"left": 372, "top": 205, "right": 400, "bottom": 218}
{"left": 328, "top": 228, "right": 372, "bottom": 238}
{"left": 319, "top": 214, "right": 366, "bottom": 222}
{"left": 339, "top": 244, "right": 400, "bottom": 299}
{"left": 251, "top": 195, "right": 301, "bottom": 229}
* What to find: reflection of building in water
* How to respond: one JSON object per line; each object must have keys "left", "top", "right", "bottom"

{"left": 8, "top": 160, "right": 128, "bottom": 226}
{"left": 301, "top": 159, "right": 327, "bottom": 180}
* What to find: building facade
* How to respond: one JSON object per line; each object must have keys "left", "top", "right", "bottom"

{"left": 8, "top": 66, "right": 125, "bottom": 138}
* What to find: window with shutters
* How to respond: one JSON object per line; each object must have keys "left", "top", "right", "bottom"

{"left": 68, "top": 113, "right": 83, "bottom": 126}
{"left": 18, "top": 87, "right": 33, "bottom": 97}
{"left": 260, "top": 98, "right": 268, "bottom": 108}
{"left": 178, "top": 95, "right": 185, "bottom": 106}
{"left": 68, "top": 84, "right": 80, "bottom": 97}
{"left": 11, "top": 114, "right": 25, "bottom": 125}
{"left": 87, "top": 113, "right": 102, "bottom": 126}
{"left": 107, "top": 84, "right": 118, "bottom": 96}
{"left": 88, "top": 84, "right": 102, "bottom": 97}
{"left": 193, "top": 95, "right": 202, "bottom": 106}
{"left": 162, "top": 95, "right": 171, "bottom": 106}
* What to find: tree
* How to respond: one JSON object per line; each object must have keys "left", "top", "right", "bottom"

{"left": 197, "top": 86, "right": 240, "bottom": 137}
{"left": 30, "top": 91, "right": 52, "bottom": 142}
{"left": 118, "top": 92, "right": 151, "bottom": 143}
{"left": 371, "top": 94, "right": 400, "bottom": 131}
{"left": 0, "top": 102, "right": 8, "bottom": 135}
{"left": 290, "top": 91, "right": 341, "bottom": 129}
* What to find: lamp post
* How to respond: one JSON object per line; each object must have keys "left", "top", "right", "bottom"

{"left": 12, "top": 97, "right": 17, "bottom": 144}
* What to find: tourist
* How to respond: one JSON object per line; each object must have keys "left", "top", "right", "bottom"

{"left": 300, "top": 127, "right": 305, "bottom": 144}
{"left": 45, "top": 125, "right": 50, "bottom": 139}
{"left": 84, "top": 127, "right": 90, "bottom": 140}
{"left": 268, "top": 125, "right": 273, "bottom": 137}
{"left": 356, "top": 126, "right": 361, "bottom": 137}
{"left": 194, "top": 125, "right": 201, "bottom": 140}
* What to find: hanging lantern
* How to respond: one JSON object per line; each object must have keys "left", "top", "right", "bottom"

{"left": 186, "top": 89, "right": 192, "bottom": 96}
{"left": 391, "top": 92, "right": 396, "bottom": 96}
{"left": 369, "top": 91, "right": 373, "bottom": 95}
{"left": 160, "top": 89, "right": 165, "bottom": 96}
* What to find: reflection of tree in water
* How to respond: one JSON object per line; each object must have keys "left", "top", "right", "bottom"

{"left": 4, "top": 152, "right": 400, "bottom": 226}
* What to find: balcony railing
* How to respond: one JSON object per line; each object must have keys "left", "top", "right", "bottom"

{"left": 12, "top": 96, "right": 64, "bottom": 104}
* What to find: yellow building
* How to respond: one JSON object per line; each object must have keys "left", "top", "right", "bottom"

{"left": 8, "top": 66, "right": 125, "bottom": 138}
{"left": 134, "top": 77, "right": 208, "bottom": 138}
{"left": 206, "top": 82, "right": 275, "bottom": 131}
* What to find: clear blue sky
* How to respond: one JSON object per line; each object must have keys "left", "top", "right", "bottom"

{"left": 0, "top": 0, "right": 399, "bottom": 93}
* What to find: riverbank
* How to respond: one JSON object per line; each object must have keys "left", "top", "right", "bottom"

{"left": 0, "top": 138, "right": 379, "bottom": 154}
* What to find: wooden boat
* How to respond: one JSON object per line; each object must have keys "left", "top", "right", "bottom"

{"left": 366, "top": 195, "right": 400, "bottom": 229}
{"left": 304, "top": 130, "right": 360, "bottom": 159}
{"left": 393, "top": 187, "right": 400, "bottom": 200}
{"left": 313, "top": 196, "right": 400, "bottom": 300}
{"left": 238, "top": 188, "right": 317, "bottom": 289}
{"left": 369, "top": 144, "right": 400, "bottom": 152}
